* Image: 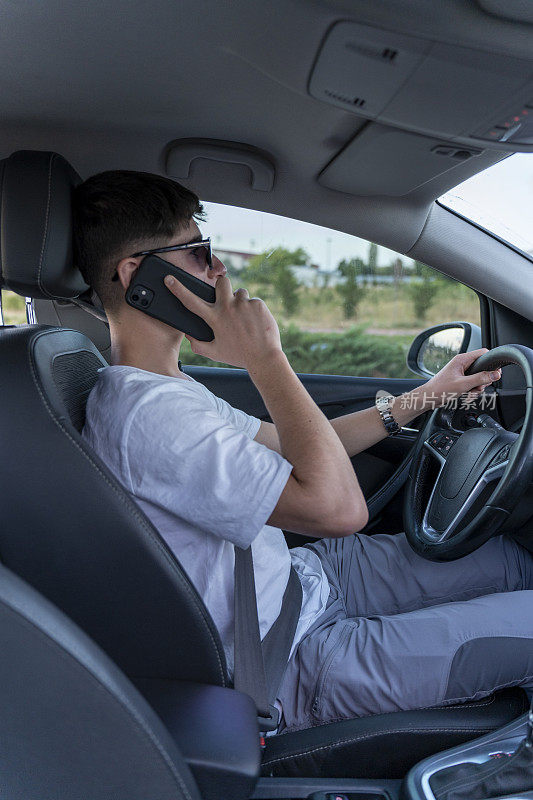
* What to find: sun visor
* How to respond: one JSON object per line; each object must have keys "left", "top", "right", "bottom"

{"left": 310, "top": 21, "right": 533, "bottom": 151}
{"left": 318, "top": 124, "right": 483, "bottom": 197}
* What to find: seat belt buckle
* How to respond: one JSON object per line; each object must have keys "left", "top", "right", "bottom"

{"left": 258, "top": 704, "right": 279, "bottom": 735}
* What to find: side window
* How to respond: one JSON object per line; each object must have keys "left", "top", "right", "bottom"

{"left": 1, "top": 291, "right": 27, "bottom": 325}
{"left": 179, "top": 203, "right": 480, "bottom": 378}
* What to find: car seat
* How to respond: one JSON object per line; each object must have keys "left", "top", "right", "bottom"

{"left": 0, "top": 561, "right": 208, "bottom": 800}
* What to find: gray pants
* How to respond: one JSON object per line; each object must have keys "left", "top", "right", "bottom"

{"left": 276, "top": 533, "right": 533, "bottom": 733}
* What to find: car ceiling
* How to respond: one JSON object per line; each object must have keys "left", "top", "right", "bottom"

{"left": 1, "top": 0, "right": 533, "bottom": 318}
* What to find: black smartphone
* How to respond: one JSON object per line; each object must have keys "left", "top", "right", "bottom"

{"left": 125, "top": 254, "right": 216, "bottom": 341}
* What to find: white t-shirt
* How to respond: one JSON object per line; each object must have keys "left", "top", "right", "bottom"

{"left": 82, "top": 365, "right": 330, "bottom": 675}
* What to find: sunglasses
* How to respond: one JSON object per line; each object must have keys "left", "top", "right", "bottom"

{"left": 111, "top": 237, "right": 212, "bottom": 282}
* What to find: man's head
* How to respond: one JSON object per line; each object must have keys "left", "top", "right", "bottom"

{"left": 73, "top": 170, "right": 223, "bottom": 321}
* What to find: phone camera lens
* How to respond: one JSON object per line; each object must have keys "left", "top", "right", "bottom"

{"left": 141, "top": 299, "right": 148, "bottom": 306}
{"left": 132, "top": 294, "right": 139, "bottom": 302}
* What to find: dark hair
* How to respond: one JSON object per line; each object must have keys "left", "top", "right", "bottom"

{"left": 73, "top": 170, "right": 204, "bottom": 315}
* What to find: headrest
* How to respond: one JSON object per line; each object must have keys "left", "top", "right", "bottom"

{"left": 0, "top": 150, "right": 89, "bottom": 300}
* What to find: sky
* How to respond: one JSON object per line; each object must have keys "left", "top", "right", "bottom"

{"left": 440, "top": 152, "right": 533, "bottom": 256}
{"left": 201, "top": 202, "right": 406, "bottom": 271}
{"left": 201, "top": 152, "right": 533, "bottom": 270}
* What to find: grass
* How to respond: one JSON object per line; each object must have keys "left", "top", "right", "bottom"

{"left": 253, "top": 279, "right": 480, "bottom": 333}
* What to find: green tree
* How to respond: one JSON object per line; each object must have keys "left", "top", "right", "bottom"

{"left": 412, "top": 259, "right": 433, "bottom": 278}
{"left": 275, "top": 262, "right": 301, "bottom": 316}
{"left": 392, "top": 257, "right": 404, "bottom": 285}
{"left": 367, "top": 242, "right": 378, "bottom": 284}
{"left": 336, "top": 257, "right": 366, "bottom": 319}
{"left": 245, "top": 246, "right": 307, "bottom": 284}
{"left": 368, "top": 242, "right": 378, "bottom": 270}
{"left": 243, "top": 246, "right": 306, "bottom": 316}
{"left": 409, "top": 260, "right": 439, "bottom": 322}
{"left": 413, "top": 258, "right": 455, "bottom": 284}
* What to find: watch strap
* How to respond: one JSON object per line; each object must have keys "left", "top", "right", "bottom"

{"left": 376, "top": 395, "right": 401, "bottom": 436}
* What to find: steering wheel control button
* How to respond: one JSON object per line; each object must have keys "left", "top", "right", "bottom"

{"left": 429, "top": 432, "right": 457, "bottom": 456}
{"left": 488, "top": 751, "right": 513, "bottom": 759}
{"left": 491, "top": 444, "right": 511, "bottom": 465}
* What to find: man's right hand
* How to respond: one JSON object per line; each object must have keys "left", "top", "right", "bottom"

{"left": 164, "top": 274, "right": 282, "bottom": 369}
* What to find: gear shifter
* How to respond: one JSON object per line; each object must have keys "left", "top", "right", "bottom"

{"left": 527, "top": 700, "right": 533, "bottom": 749}
{"left": 427, "top": 698, "right": 533, "bottom": 799}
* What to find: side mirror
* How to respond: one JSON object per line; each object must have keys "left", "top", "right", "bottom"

{"left": 407, "top": 322, "right": 482, "bottom": 378}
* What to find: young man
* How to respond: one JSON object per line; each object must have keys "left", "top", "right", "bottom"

{"left": 75, "top": 170, "right": 533, "bottom": 734}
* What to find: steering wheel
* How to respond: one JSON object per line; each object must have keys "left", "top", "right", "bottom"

{"left": 404, "top": 344, "right": 533, "bottom": 561}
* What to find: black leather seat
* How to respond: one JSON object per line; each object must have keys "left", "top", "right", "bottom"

{"left": 0, "top": 561, "right": 202, "bottom": 800}
{"left": 0, "top": 149, "right": 527, "bottom": 780}
{"left": 261, "top": 688, "right": 527, "bottom": 778}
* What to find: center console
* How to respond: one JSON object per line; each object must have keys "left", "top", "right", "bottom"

{"left": 404, "top": 713, "right": 530, "bottom": 800}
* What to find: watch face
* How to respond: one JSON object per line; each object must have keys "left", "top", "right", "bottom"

{"left": 376, "top": 395, "right": 392, "bottom": 409}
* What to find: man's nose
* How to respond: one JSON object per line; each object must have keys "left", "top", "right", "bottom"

{"left": 210, "top": 255, "right": 226, "bottom": 276}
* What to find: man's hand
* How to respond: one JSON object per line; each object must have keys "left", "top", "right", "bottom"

{"left": 420, "top": 348, "right": 502, "bottom": 411}
{"left": 164, "top": 274, "right": 282, "bottom": 369}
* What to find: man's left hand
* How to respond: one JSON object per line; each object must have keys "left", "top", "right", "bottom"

{"left": 420, "top": 348, "right": 502, "bottom": 411}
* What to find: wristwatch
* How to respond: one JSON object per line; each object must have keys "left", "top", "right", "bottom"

{"left": 375, "top": 394, "right": 402, "bottom": 437}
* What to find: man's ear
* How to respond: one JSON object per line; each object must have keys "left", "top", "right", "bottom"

{"left": 115, "top": 256, "right": 141, "bottom": 291}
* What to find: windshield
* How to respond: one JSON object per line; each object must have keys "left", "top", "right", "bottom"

{"left": 439, "top": 153, "right": 533, "bottom": 257}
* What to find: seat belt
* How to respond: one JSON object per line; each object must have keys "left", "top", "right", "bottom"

{"left": 233, "top": 545, "right": 302, "bottom": 734}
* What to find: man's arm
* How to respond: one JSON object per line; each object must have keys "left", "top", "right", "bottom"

{"left": 254, "top": 351, "right": 502, "bottom": 458}
{"left": 163, "top": 276, "right": 368, "bottom": 538}
{"left": 253, "top": 395, "right": 422, "bottom": 456}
